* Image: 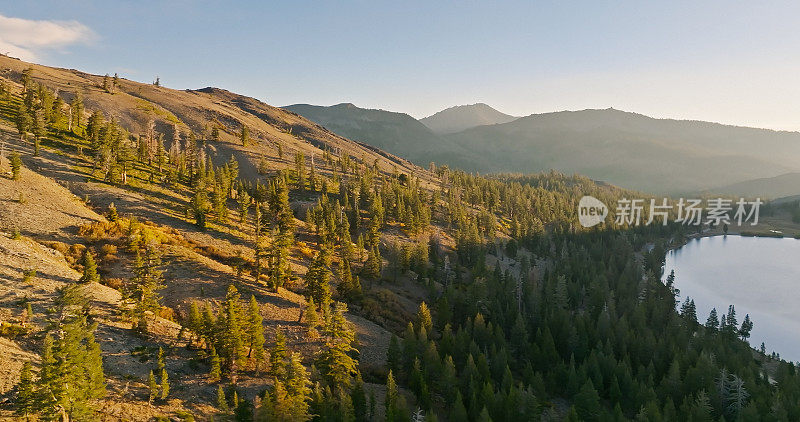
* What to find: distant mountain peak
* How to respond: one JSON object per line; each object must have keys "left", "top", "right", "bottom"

{"left": 420, "top": 103, "right": 518, "bottom": 134}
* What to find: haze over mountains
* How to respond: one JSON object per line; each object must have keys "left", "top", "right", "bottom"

{"left": 711, "top": 172, "right": 800, "bottom": 199}
{"left": 419, "top": 103, "right": 518, "bottom": 134}
{"left": 283, "top": 103, "right": 474, "bottom": 167}
{"left": 287, "top": 103, "right": 800, "bottom": 195}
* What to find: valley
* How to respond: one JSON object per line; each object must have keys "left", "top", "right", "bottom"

{"left": 1, "top": 53, "right": 799, "bottom": 422}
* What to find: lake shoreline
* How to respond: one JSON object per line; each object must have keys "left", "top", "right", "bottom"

{"left": 664, "top": 235, "right": 800, "bottom": 362}
{"left": 667, "top": 226, "right": 798, "bottom": 257}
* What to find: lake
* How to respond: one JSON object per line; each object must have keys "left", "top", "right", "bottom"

{"left": 663, "top": 235, "right": 800, "bottom": 362}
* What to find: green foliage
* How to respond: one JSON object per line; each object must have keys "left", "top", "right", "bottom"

{"left": 415, "top": 302, "right": 432, "bottom": 334}
{"left": 22, "top": 268, "right": 36, "bottom": 283}
{"left": 209, "top": 346, "right": 222, "bottom": 382}
{"left": 122, "top": 230, "right": 164, "bottom": 331}
{"left": 191, "top": 181, "right": 211, "bottom": 229}
{"left": 303, "top": 298, "right": 320, "bottom": 338}
{"left": 385, "top": 370, "right": 406, "bottom": 422}
{"left": 217, "top": 384, "right": 229, "bottom": 412}
{"left": 247, "top": 295, "right": 266, "bottom": 371}
{"left": 305, "top": 247, "right": 332, "bottom": 308}
{"left": 160, "top": 368, "right": 170, "bottom": 400}
{"left": 256, "top": 351, "right": 312, "bottom": 420}
{"left": 79, "top": 247, "right": 100, "bottom": 283}
{"left": 148, "top": 370, "right": 158, "bottom": 404}
{"left": 240, "top": 124, "right": 249, "bottom": 147}
{"left": 10, "top": 152, "right": 22, "bottom": 180}
{"left": 315, "top": 302, "right": 359, "bottom": 389}
{"left": 268, "top": 177, "right": 294, "bottom": 291}
{"left": 219, "top": 285, "right": 246, "bottom": 380}
{"left": 270, "top": 327, "right": 288, "bottom": 380}
{"left": 25, "top": 286, "right": 106, "bottom": 419}
{"left": 14, "top": 361, "right": 35, "bottom": 417}
{"left": 106, "top": 202, "right": 119, "bottom": 222}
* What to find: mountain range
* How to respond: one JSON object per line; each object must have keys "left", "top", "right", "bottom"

{"left": 286, "top": 103, "right": 800, "bottom": 195}
{"left": 419, "top": 103, "right": 518, "bottom": 134}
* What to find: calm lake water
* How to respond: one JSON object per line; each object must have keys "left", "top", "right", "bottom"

{"left": 663, "top": 235, "right": 800, "bottom": 362}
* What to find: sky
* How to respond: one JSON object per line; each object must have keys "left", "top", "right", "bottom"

{"left": 3, "top": 1, "right": 800, "bottom": 130}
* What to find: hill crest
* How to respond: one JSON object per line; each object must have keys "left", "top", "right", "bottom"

{"left": 420, "top": 103, "right": 518, "bottom": 134}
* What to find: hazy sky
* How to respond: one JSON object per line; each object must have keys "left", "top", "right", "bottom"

{"left": 3, "top": 1, "right": 800, "bottom": 130}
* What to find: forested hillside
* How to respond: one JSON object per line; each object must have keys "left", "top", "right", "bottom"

{"left": 1, "top": 56, "right": 799, "bottom": 421}
{"left": 283, "top": 103, "right": 472, "bottom": 168}
{"left": 289, "top": 104, "right": 800, "bottom": 194}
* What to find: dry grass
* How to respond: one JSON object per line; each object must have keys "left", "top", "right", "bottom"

{"left": 0, "top": 54, "right": 455, "bottom": 419}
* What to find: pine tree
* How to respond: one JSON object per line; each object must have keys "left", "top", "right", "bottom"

{"left": 316, "top": 302, "right": 358, "bottom": 388}
{"left": 305, "top": 247, "right": 332, "bottom": 308}
{"left": 217, "top": 384, "right": 229, "bottom": 412}
{"left": 705, "top": 308, "right": 720, "bottom": 332}
{"left": 725, "top": 305, "right": 738, "bottom": 336}
{"left": 275, "top": 352, "right": 313, "bottom": 420}
{"left": 416, "top": 302, "right": 433, "bottom": 334}
{"left": 70, "top": 93, "right": 84, "bottom": 134}
{"left": 123, "top": 231, "right": 165, "bottom": 331}
{"left": 247, "top": 295, "right": 266, "bottom": 370}
{"left": 740, "top": 314, "right": 754, "bottom": 341}
{"left": 103, "top": 74, "right": 111, "bottom": 93}
{"left": 295, "top": 152, "right": 306, "bottom": 191}
{"left": 240, "top": 124, "right": 249, "bottom": 146}
{"left": 15, "top": 104, "right": 31, "bottom": 141}
{"left": 385, "top": 370, "right": 401, "bottom": 422}
{"left": 79, "top": 247, "right": 100, "bottom": 283}
{"left": 681, "top": 297, "right": 697, "bottom": 326}
{"left": 106, "top": 202, "right": 119, "bottom": 222}
{"left": 187, "top": 301, "right": 202, "bottom": 346}
{"left": 220, "top": 285, "right": 245, "bottom": 380}
{"left": 364, "top": 244, "right": 382, "bottom": 279}
{"left": 148, "top": 370, "right": 158, "bottom": 404}
{"left": 269, "top": 177, "right": 294, "bottom": 291}
{"left": 304, "top": 298, "right": 320, "bottom": 338}
{"left": 270, "top": 327, "right": 288, "bottom": 379}
{"left": 574, "top": 380, "right": 601, "bottom": 421}
{"left": 31, "top": 109, "right": 44, "bottom": 156}
{"left": 10, "top": 152, "right": 22, "bottom": 181}
{"left": 352, "top": 376, "right": 368, "bottom": 422}
{"left": 191, "top": 181, "right": 211, "bottom": 229}
{"left": 35, "top": 287, "right": 106, "bottom": 419}
{"left": 450, "top": 392, "right": 468, "bottom": 422}
{"left": 14, "top": 361, "right": 35, "bottom": 417}
{"left": 209, "top": 346, "right": 222, "bottom": 381}
{"left": 35, "top": 334, "right": 58, "bottom": 414}
{"left": 160, "top": 368, "right": 170, "bottom": 400}
{"left": 238, "top": 190, "right": 251, "bottom": 225}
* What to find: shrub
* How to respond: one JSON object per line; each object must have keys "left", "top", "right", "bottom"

{"left": 67, "top": 243, "right": 86, "bottom": 266}
{"left": 100, "top": 243, "right": 118, "bottom": 261}
{"left": 158, "top": 306, "right": 175, "bottom": 321}
{"left": 22, "top": 269, "right": 37, "bottom": 283}
{"left": 44, "top": 241, "right": 69, "bottom": 256}
{"left": 296, "top": 241, "right": 315, "bottom": 259}
{"left": 79, "top": 220, "right": 126, "bottom": 241}
{"left": 10, "top": 152, "right": 22, "bottom": 181}
{"left": 103, "top": 277, "right": 124, "bottom": 290}
{"left": 0, "top": 322, "right": 29, "bottom": 339}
